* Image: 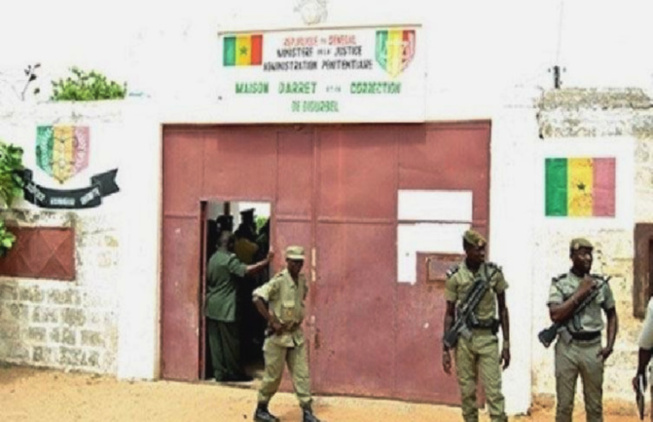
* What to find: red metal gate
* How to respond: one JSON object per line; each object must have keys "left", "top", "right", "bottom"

{"left": 161, "top": 122, "right": 491, "bottom": 403}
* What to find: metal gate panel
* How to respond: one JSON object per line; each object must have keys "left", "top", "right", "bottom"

{"left": 160, "top": 122, "right": 492, "bottom": 401}
{"left": 312, "top": 222, "right": 396, "bottom": 397}
{"left": 399, "top": 122, "right": 490, "bottom": 229}
{"left": 274, "top": 221, "right": 312, "bottom": 254}
{"left": 162, "top": 129, "right": 205, "bottom": 215}
{"left": 202, "top": 127, "right": 277, "bottom": 200}
{"left": 395, "top": 281, "right": 460, "bottom": 403}
{"left": 161, "top": 216, "right": 201, "bottom": 380}
{"left": 395, "top": 121, "right": 490, "bottom": 402}
{"left": 276, "top": 129, "right": 314, "bottom": 218}
{"left": 312, "top": 125, "right": 399, "bottom": 397}
{"left": 317, "top": 126, "right": 398, "bottom": 220}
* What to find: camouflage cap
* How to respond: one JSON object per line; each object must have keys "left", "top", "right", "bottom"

{"left": 570, "top": 237, "right": 593, "bottom": 251}
{"left": 285, "top": 245, "right": 305, "bottom": 260}
{"left": 463, "top": 229, "right": 486, "bottom": 248}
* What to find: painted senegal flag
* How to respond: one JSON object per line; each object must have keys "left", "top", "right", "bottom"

{"left": 223, "top": 34, "right": 263, "bottom": 66}
{"left": 545, "top": 157, "right": 616, "bottom": 217}
{"left": 375, "top": 29, "right": 415, "bottom": 77}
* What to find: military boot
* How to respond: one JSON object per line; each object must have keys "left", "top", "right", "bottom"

{"left": 253, "top": 402, "right": 279, "bottom": 422}
{"left": 301, "top": 405, "right": 322, "bottom": 422}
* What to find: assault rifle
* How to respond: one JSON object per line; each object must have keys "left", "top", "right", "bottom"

{"left": 443, "top": 266, "right": 498, "bottom": 349}
{"left": 538, "top": 274, "right": 611, "bottom": 348}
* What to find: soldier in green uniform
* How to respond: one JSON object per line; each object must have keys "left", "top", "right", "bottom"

{"left": 205, "top": 231, "right": 272, "bottom": 382}
{"left": 442, "top": 229, "right": 510, "bottom": 422}
{"left": 252, "top": 246, "right": 321, "bottom": 422}
{"left": 547, "top": 238, "right": 618, "bottom": 422}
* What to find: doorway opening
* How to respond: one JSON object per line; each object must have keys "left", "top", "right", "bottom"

{"left": 201, "top": 200, "right": 272, "bottom": 381}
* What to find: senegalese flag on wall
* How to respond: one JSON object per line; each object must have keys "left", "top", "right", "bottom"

{"left": 223, "top": 34, "right": 263, "bottom": 66}
{"left": 545, "top": 157, "right": 616, "bottom": 217}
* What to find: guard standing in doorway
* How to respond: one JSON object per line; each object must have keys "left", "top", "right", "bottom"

{"left": 205, "top": 231, "right": 272, "bottom": 382}
{"left": 252, "top": 246, "right": 321, "bottom": 422}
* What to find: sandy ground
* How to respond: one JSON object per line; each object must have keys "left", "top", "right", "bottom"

{"left": 0, "top": 365, "right": 643, "bottom": 421}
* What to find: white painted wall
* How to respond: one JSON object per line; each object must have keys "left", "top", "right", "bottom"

{"left": 2, "top": 0, "right": 652, "bottom": 415}
{"left": 0, "top": 101, "right": 162, "bottom": 380}
{"left": 3, "top": 1, "right": 653, "bottom": 108}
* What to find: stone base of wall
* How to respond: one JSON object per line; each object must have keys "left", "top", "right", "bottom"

{"left": 0, "top": 210, "right": 119, "bottom": 374}
{"left": 0, "top": 280, "right": 117, "bottom": 373}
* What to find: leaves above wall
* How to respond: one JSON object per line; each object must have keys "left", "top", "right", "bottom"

{"left": 51, "top": 67, "right": 127, "bottom": 101}
{"left": 0, "top": 141, "right": 24, "bottom": 256}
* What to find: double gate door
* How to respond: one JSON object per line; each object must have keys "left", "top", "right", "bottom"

{"left": 161, "top": 122, "right": 491, "bottom": 404}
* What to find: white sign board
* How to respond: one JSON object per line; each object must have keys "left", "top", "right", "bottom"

{"left": 217, "top": 25, "right": 425, "bottom": 123}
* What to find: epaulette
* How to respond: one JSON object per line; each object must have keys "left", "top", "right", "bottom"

{"left": 590, "top": 273, "right": 609, "bottom": 282}
{"left": 551, "top": 273, "right": 567, "bottom": 283}
{"left": 446, "top": 264, "right": 459, "bottom": 278}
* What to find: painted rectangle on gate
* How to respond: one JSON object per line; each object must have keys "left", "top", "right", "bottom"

{"left": 217, "top": 25, "right": 425, "bottom": 123}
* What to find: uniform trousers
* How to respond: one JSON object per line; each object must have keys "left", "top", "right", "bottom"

{"left": 455, "top": 330, "right": 507, "bottom": 422}
{"left": 258, "top": 336, "right": 312, "bottom": 407}
{"left": 554, "top": 338, "right": 603, "bottom": 422}
{"left": 207, "top": 318, "right": 244, "bottom": 381}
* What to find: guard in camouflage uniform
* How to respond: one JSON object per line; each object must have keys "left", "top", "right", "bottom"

{"left": 442, "top": 230, "right": 510, "bottom": 422}
{"left": 547, "top": 238, "right": 618, "bottom": 422}
{"left": 252, "top": 246, "right": 321, "bottom": 422}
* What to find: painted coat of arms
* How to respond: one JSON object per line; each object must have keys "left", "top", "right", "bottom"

{"left": 375, "top": 29, "right": 416, "bottom": 78}
{"left": 36, "top": 125, "right": 89, "bottom": 184}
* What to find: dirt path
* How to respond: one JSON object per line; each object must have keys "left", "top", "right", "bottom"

{"left": 0, "top": 366, "right": 641, "bottom": 421}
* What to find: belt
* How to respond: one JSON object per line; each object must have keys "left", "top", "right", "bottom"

{"left": 569, "top": 331, "right": 601, "bottom": 341}
{"left": 470, "top": 318, "right": 497, "bottom": 328}
{"left": 469, "top": 318, "right": 499, "bottom": 330}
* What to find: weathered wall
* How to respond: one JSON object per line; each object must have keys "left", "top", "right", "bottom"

{"left": 0, "top": 102, "right": 161, "bottom": 378}
{"left": 532, "top": 88, "right": 653, "bottom": 405}
{"left": 0, "top": 210, "right": 119, "bottom": 372}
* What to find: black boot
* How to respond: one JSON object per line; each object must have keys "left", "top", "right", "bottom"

{"left": 253, "top": 402, "right": 279, "bottom": 422}
{"left": 302, "top": 405, "right": 322, "bottom": 422}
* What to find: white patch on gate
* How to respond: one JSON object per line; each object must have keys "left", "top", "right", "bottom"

{"left": 398, "top": 190, "right": 473, "bottom": 222}
{"left": 397, "top": 190, "right": 473, "bottom": 284}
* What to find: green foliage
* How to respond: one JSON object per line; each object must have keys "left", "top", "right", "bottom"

{"left": 255, "top": 216, "right": 268, "bottom": 233}
{"left": 50, "top": 67, "right": 127, "bottom": 101}
{"left": 0, "top": 220, "right": 16, "bottom": 256}
{"left": 0, "top": 142, "right": 24, "bottom": 256}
